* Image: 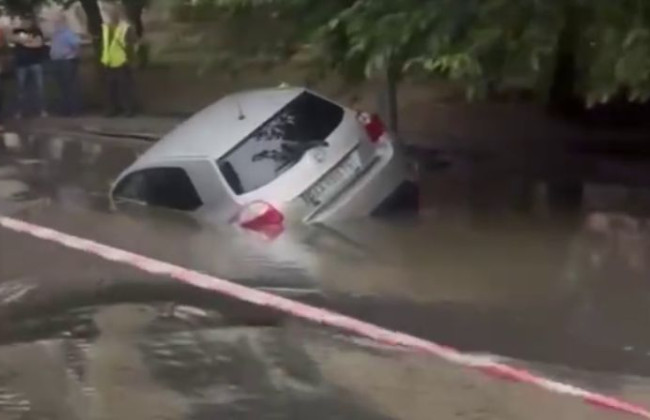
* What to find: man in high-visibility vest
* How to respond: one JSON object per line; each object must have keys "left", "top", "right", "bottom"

{"left": 101, "top": 4, "right": 136, "bottom": 117}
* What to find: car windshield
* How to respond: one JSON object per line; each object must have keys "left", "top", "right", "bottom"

{"left": 217, "top": 92, "right": 344, "bottom": 195}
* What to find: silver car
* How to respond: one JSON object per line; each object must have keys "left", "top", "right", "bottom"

{"left": 110, "top": 87, "right": 418, "bottom": 230}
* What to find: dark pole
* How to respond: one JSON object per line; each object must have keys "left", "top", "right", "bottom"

{"left": 124, "top": 0, "right": 149, "bottom": 68}
{"left": 386, "top": 62, "right": 399, "bottom": 134}
{"left": 547, "top": 1, "right": 580, "bottom": 117}
{"left": 78, "top": 0, "right": 103, "bottom": 58}
{"left": 124, "top": 0, "right": 145, "bottom": 38}
{"left": 376, "top": 56, "right": 400, "bottom": 135}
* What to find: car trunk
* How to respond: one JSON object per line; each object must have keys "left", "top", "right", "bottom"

{"left": 216, "top": 92, "right": 377, "bottom": 209}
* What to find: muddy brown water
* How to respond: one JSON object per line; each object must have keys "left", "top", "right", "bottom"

{"left": 0, "top": 131, "right": 650, "bottom": 418}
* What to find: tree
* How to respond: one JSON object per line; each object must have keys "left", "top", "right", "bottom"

{"left": 123, "top": 0, "right": 146, "bottom": 38}
{"left": 77, "top": 0, "right": 103, "bottom": 55}
{"left": 181, "top": 0, "right": 650, "bottom": 110}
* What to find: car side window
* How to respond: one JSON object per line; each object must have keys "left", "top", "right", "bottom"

{"left": 113, "top": 167, "right": 203, "bottom": 211}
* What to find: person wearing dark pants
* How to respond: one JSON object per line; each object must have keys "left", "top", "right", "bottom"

{"left": 0, "top": 80, "right": 5, "bottom": 132}
{"left": 0, "top": 30, "right": 7, "bottom": 131}
{"left": 51, "top": 58, "right": 80, "bottom": 115}
{"left": 12, "top": 16, "right": 48, "bottom": 118}
{"left": 105, "top": 65, "right": 135, "bottom": 117}
{"left": 101, "top": 4, "right": 137, "bottom": 117}
{"left": 50, "top": 13, "right": 81, "bottom": 116}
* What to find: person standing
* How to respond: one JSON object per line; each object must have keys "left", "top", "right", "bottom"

{"left": 101, "top": 5, "right": 136, "bottom": 117}
{"left": 12, "top": 16, "right": 48, "bottom": 118}
{"left": 50, "top": 13, "right": 82, "bottom": 116}
{"left": 0, "top": 28, "right": 8, "bottom": 131}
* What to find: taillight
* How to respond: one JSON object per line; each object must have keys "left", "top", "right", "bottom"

{"left": 357, "top": 111, "right": 386, "bottom": 144}
{"left": 236, "top": 201, "right": 285, "bottom": 239}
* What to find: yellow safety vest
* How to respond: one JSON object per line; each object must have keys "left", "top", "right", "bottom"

{"left": 101, "top": 23, "right": 129, "bottom": 68}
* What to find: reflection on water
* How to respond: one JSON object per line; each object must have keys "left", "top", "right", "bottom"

{"left": 0, "top": 297, "right": 648, "bottom": 420}
{"left": 0, "top": 289, "right": 391, "bottom": 420}
{"left": 1, "top": 132, "right": 650, "bottom": 417}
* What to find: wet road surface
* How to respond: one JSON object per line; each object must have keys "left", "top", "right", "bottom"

{"left": 0, "top": 130, "right": 649, "bottom": 418}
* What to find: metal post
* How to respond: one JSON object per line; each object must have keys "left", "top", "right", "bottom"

{"left": 376, "top": 60, "right": 400, "bottom": 136}
{"left": 386, "top": 65, "right": 399, "bottom": 134}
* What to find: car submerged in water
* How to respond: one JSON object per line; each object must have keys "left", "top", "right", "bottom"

{"left": 110, "top": 87, "right": 419, "bottom": 232}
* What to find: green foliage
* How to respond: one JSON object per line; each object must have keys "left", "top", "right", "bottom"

{"left": 179, "top": 0, "right": 650, "bottom": 104}
{"left": 580, "top": 1, "right": 650, "bottom": 105}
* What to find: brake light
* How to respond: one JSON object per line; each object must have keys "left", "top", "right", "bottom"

{"left": 237, "top": 201, "right": 285, "bottom": 238}
{"left": 357, "top": 111, "right": 386, "bottom": 144}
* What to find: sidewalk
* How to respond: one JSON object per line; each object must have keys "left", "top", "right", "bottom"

{"left": 11, "top": 116, "right": 182, "bottom": 141}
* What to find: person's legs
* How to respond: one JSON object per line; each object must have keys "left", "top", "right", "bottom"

{"left": 31, "top": 64, "right": 47, "bottom": 116}
{"left": 54, "top": 59, "right": 78, "bottom": 116}
{"left": 67, "top": 59, "right": 81, "bottom": 115}
{"left": 105, "top": 67, "right": 120, "bottom": 116}
{"left": 15, "top": 66, "right": 28, "bottom": 117}
{"left": 0, "top": 79, "right": 5, "bottom": 130}
{"left": 51, "top": 60, "right": 67, "bottom": 115}
{"left": 117, "top": 66, "right": 136, "bottom": 116}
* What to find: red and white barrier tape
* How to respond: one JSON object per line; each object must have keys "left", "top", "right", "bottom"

{"left": 0, "top": 215, "right": 649, "bottom": 418}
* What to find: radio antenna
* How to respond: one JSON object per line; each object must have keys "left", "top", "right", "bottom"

{"left": 235, "top": 97, "right": 246, "bottom": 120}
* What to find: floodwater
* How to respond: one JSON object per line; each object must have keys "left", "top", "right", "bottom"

{"left": 0, "top": 130, "right": 649, "bottom": 418}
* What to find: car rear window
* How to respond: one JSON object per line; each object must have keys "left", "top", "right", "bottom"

{"left": 217, "top": 92, "right": 344, "bottom": 195}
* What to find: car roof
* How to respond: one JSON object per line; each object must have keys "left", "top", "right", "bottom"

{"left": 134, "top": 87, "right": 308, "bottom": 167}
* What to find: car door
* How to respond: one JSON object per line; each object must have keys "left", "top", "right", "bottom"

{"left": 112, "top": 159, "right": 240, "bottom": 224}
{"left": 111, "top": 165, "right": 204, "bottom": 211}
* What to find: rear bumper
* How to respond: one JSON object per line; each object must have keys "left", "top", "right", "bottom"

{"left": 306, "top": 143, "right": 417, "bottom": 223}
